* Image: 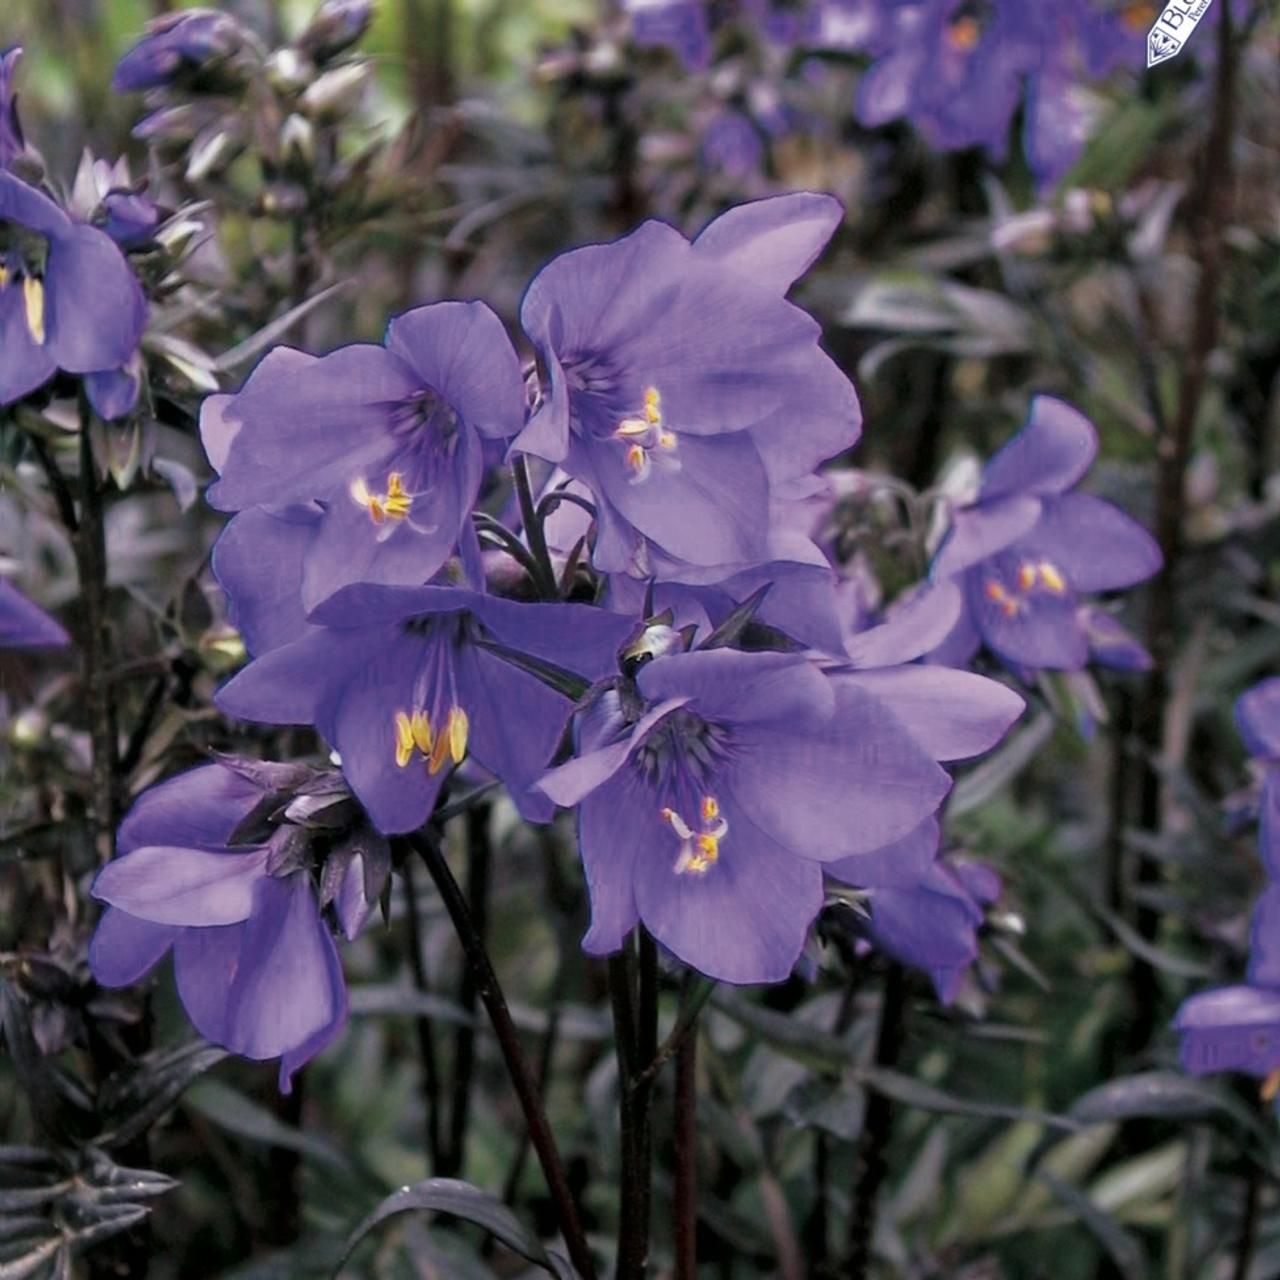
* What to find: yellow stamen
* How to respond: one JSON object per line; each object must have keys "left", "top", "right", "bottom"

{"left": 427, "top": 725, "right": 452, "bottom": 775}
{"left": 394, "top": 711, "right": 416, "bottom": 768}
{"left": 448, "top": 706, "right": 469, "bottom": 763}
{"left": 948, "top": 15, "right": 980, "bottom": 49}
{"left": 410, "top": 710, "right": 433, "bottom": 755}
{"left": 625, "top": 443, "right": 648, "bottom": 475}
{"left": 1262, "top": 1068, "right": 1280, "bottom": 1102}
{"left": 23, "top": 277, "right": 45, "bottom": 346}
{"left": 644, "top": 387, "right": 661, "bottom": 423}
{"left": 1017, "top": 563, "right": 1037, "bottom": 592}
{"left": 658, "top": 431, "right": 678, "bottom": 452}
{"left": 701, "top": 795, "right": 719, "bottom": 822}
{"left": 350, "top": 472, "right": 412, "bottom": 526}
{"left": 1039, "top": 561, "right": 1067, "bottom": 594}
{"left": 383, "top": 472, "right": 412, "bottom": 519}
{"left": 0, "top": 265, "right": 9, "bottom": 287}
{"left": 616, "top": 417, "right": 650, "bottom": 438}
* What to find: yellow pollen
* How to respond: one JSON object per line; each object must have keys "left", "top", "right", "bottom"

{"left": 625, "top": 443, "right": 647, "bottom": 473}
{"left": 701, "top": 795, "right": 719, "bottom": 822}
{"left": 616, "top": 417, "right": 650, "bottom": 439}
{"left": 427, "top": 722, "right": 452, "bottom": 775}
{"left": 1262, "top": 1069, "right": 1280, "bottom": 1103}
{"left": 350, "top": 472, "right": 412, "bottom": 526}
{"left": 948, "top": 15, "right": 980, "bottom": 49}
{"left": 0, "top": 265, "right": 9, "bottom": 287}
{"left": 23, "top": 277, "right": 45, "bottom": 346}
{"left": 395, "top": 711, "right": 416, "bottom": 768}
{"left": 1017, "top": 563, "right": 1037, "bottom": 592}
{"left": 644, "top": 387, "right": 661, "bottom": 423}
{"left": 1039, "top": 561, "right": 1067, "bottom": 594}
{"left": 447, "top": 706, "right": 469, "bottom": 763}
{"left": 658, "top": 431, "right": 678, "bottom": 452}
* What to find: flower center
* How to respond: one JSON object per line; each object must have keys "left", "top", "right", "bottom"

{"left": 390, "top": 612, "right": 474, "bottom": 776}
{"left": 661, "top": 794, "right": 728, "bottom": 875}
{"left": 393, "top": 704, "right": 469, "bottom": 775}
{"left": 982, "top": 557, "right": 1069, "bottom": 618}
{"left": 350, "top": 471, "right": 413, "bottom": 529}
{"left": 615, "top": 386, "right": 679, "bottom": 485}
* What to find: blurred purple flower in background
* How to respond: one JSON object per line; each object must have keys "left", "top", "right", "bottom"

{"left": 0, "top": 578, "right": 68, "bottom": 649}
{"left": 1238, "top": 678, "right": 1280, "bottom": 869}
{"left": 112, "top": 8, "right": 248, "bottom": 94}
{"left": 89, "top": 762, "right": 379, "bottom": 1090}
{"left": 0, "top": 46, "right": 26, "bottom": 170}
{"left": 929, "top": 395, "right": 1160, "bottom": 674}
{"left": 207, "top": 303, "right": 525, "bottom": 609}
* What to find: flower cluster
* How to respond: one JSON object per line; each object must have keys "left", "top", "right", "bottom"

{"left": 81, "top": 176, "right": 1163, "bottom": 1080}
{"left": 623, "top": 0, "right": 1156, "bottom": 188}
{"left": 1175, "top": 680, "right": 1280, "bottom": 1098}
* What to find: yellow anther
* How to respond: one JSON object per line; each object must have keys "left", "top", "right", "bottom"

{"left": 644, "top": 386, "right": 662, "bottom": 423}
{"left": 383, "top": 472, "right": 412, "bottom": 519}
{"left": 625, "top": 443, "right": 648, "bottom": 476}
{"left": 1017, "top": 563, "right": 1037, "bottom": 592}
{"left": 410, "top": 710, "right": 433, "bottom": 755}
{"left": 658, "top": 431, "right": 678, "bottom": 452}
{"left": 616, "top": 417, "right": 650, "bottom": 438}
{"left": 448, "top": 706, "right": 469, "bottom": 764}
{"left": 1262, "top": 1069, "right": 1280, "bottom": 1103}
{"left": 350, "top": 472, "right": 412, "bottom": 526}
{"left": 985, "top": 581, "right": 1007, "bottom": 603}
{"left": 23, "top": 277, "right": 45, "bottom": 346}
{"left": 394, "top": 710, "right": 416, "bottom": 768}
{"left": 0, "top": 265, "right": 9, "bottom": 287}
{"left": 1039, "top": 561, "right": 1067, "bottom": 594}
{"left": 701, "top": 795, "right": 719, "bottom": 822}
{"left": 948, "top": 15, "right": 980, "bottom": 49}
{"left": 427, "top": 725, "right": 451, "bottom": 775}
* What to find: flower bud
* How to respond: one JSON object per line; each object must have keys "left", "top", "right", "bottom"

{"left": 265, "top": 46, "right": 315, "bottom": 95}
{"left": 300, "top": 60, "right": 370, "bottom": 119}
{"left": 298, "top": 0, "right": 375, "bottom": 62}
{"left": 280, "top": 113, "right": 316, "bottom": 170}
{"left": 112, "top": 9, "right": 251, "bottom": 94}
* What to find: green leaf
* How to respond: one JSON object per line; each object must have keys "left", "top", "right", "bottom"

{"left": 1069, "top": 1072, "right": 1269, "bottom": 1144}
{"left": 859, "top": 1067, "right": 1079, "bottom": 1132}
{"left": 333, "top": 1178, "right": 578, "bottom": 1278}
{"left": 1036, "top": 1169, "right": 1149, "bottom": 1280}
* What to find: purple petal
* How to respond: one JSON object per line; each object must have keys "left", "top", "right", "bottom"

{"left": 0, "top": 579, "right": 68, "bottom": 648}
{"left": 969, "top": 568, "right": 1089, "bottom": 671}
{"left": 1237, "top": 679, "right": 1280, "bottom": 760}
{"left": 637, "top": 649, "right": 836, "bottom": 732}
{"left": 844, "top": 580, "right": 962, "bottom": 668}
{"left": 45, "top": 224, "right": 147, "bottom": 374}
{"left": 1017, "top": 493, "right": 1161, "bottom": 592}
{"left": 836, "top": 666, "right": 1024, "bottom": 762}
{"left": 1174, "top": 985, "right": 1280, "bottom": 1077}
{"left": 633, "top": 791, "right": 824, "bottom": 984}
{"left": 979, "top": 396, "right": 1098, "bottom": 501}
{"left": 207, "top": 344, "right": 417, "bottom": 510}
{"left": 692, "top": 192, "right": 844, "bottom": 294}
{"left": 216, "top": 628, "right": 365, "bottom": 727}
{"left": 826, "top": 815, "right": 940, "bottom": 889}
{"left": 577, "top": 769, "right": 648, "bottom": 955}
{"left": 385, "top": 300, "right": 525, "bottom": 442}
{"left": 88, "top": 907, "right": 178, "bottom": 987}
{"left": 932, "top": 495, "right": 1042, "bottom": 579}
{"left": 117, "top": 762, "right": 269, "bottom": 854}
{"left": 726, "top": 677, "right": 951, "bottom": 860}
{"left": 1079, "top": 607, "right": 1152, "bottom": 672}
{"left": 92, "top": 845, "right": 269, "bottom": 926}
{"left": 0, "top": 170, "right": 69, "bottom": 239}
{"left": 84, "top": 365, "right": 141, "bottom": 421}
{"left": 1249, "top": 885, "right": 1280, "bottom": 987}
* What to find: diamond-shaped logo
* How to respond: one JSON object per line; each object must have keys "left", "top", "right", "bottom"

{"left": 1147, "top": 27, "right": 1183, "bottom": 65}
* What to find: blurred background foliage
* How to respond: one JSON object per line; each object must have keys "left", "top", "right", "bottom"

{"left": 2, "top": 0, "right": 1280, "bottom": 1277}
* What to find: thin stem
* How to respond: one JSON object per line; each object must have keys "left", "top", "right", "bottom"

{"left": 1232, "top": 1160, "right": 1262, "bottom": 1280}
{"left": 402, "top": 858, "right": 445, "bottom": 1172}
{"left": 74, "top": 409, "right": 119, "bottom": 863}
{"left": 1126, "top": 0, "right": 1238, "bottom": 1059}
{"left": 410, "top": 833, "right": 597, "bottom": 1280}
{"left": 608, "top": 950, "right": 643, "bottom": 1279}
{"left": 28, "top": 435, "right": 78, "bottom": 533}
{"left": 634, "top": 931, "right": 659, "bottom": 1268}
{"left": 512, "top": 455, "right": 558, "bottom": 600}
{"left": 846, "top": 963, "right": 908, "bottom": 1279}
{"left": 442, "top": 807, "right": 492, "bottom": 1177}
{"left": 673, "top": 1010, "right": 698, "bottom": 1280}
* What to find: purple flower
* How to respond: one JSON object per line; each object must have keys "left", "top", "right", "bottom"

{"left": 207, "top": 304, "right": 525, "bottom": 610}
{"left": 112, "top": 9, "right": 248, "bottom": 94}
{"left": 856, "top": 0, "right": 1024, "bottom": 161}
{"left": 0, "top": 578, "right": 68, "bottom": 649}
{"left": 863, "top": 852, "right": 1001, "bottom": 1003}
{"left": 1237, "top": 679, "right": 1280, "bottom": 874}
{"left": 0, "top": 47, "right": 25, "bottom": 170}
{"left": 929, "top": 396, "right": 1160, "bottom": 674}
{"left": 701, "top": 111, "right": 766, "bottom": 178}
{"left": 89, "top": 762, "right": 379, "bottom": 1090}
{"left": 625, "top": 0, "right": 713, "bottom": 69}
{"left": 514, "top": 194, "right": 860, "bottom": 580}
{"left": 1175, "top": 886, "right": 1280, "bottom": 1090}
{"left": 0, "top": 171, "right": 147, "bottom": 413}
{"left": 538, "top": 648, "right": 955, "bottom": 983}
{"left": 215, "top": 584, "right": 636, "bottom": 834}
